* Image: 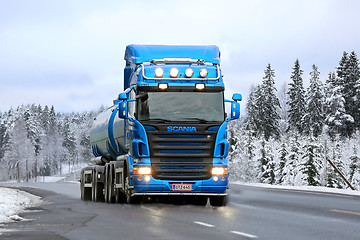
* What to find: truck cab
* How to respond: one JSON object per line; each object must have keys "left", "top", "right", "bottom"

{"left": 119, "top": 45, "right": 241, "bottom": 205}
{"left": 82, "top": 45, "right": 241, "bottom": 206}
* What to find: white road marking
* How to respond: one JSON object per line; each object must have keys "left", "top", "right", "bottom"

{"left": 193, "top": 221, "right": 216, "bottom": 228}
{"left": 230, "top": 230, "right": 258, "bottom": 238}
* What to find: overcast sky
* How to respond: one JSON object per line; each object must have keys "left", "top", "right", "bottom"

{"left": 1, "top": 0, "right": 359, "bottom": 113}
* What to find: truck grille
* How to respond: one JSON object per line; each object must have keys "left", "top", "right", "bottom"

{"left": 144, "top": 124, "right": 219, "bottom": 180}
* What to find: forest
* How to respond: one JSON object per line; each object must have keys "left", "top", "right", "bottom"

{"left": 0, "top": 104, "right": 99, "bottom": 181}
{"left": 228, "top": 51, "right": 360, "bottom": 190}
{"left": 0, "top": 51, "right": 359, "bottom": 191}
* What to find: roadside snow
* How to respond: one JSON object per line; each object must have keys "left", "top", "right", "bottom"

{"left": 233, "top": 182, "right": 360, "bottom": 197}
{"left": 0, "top": 187, "right": 43, "bottom": 225}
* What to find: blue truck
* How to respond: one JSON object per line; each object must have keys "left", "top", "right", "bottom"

{"left": 80, "top": 45, "right": 241, "bottom": 206}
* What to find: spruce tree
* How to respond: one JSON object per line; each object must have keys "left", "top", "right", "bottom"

{"left": 258, "top": 64, "right": 281, "bottom": 140}
{"left": 258, "top": 137, "right": 275, "bottom": 184}
{"left": 276, "top": 141, "right": 288, "bottom": 184}
{"left": 349, "top": 145, "right": 360, "bottom": 189}
{"left": 301, "top": 134, "right": 321, "bottom": 186}
{"left": 287, "top": 59, "right": 306, "bottom": 133}
{"left": 324, "top": 72, "right": 354, "bottom": 138}
{"left": 243, "top": 85, "right": 260, "bottom": 136}
{"left": 303, "top": 65, "right": 324, "bottom": 137}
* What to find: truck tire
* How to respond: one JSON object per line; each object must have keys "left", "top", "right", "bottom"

{"left": 107, "top": 164, "right": 115, "bottom": 203}
{"left": 92, "top": 169, "right": 104, "bottom": 202}
{"left": 81, "top": 170, "right": 92, "bottom": 201}
{"left": 104, "top": 164, "right": 111, "bottom": 203}
{"left": 209, "top": 195, "right": 228, "bottom": 207}
{"left": 125, "top": 176, "right": 140, "bottom": 204}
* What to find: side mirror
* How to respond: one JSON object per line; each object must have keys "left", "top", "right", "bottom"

{"left": 118, "top": 92, "right": 127, "bottom": 101}
{"left": 118, "top": 101, "right": 128, "bottom": 119}
{"left": 232, "top": 93, "right": 242, "bottom": 102}
{"left": 230, "top": 101, "right": 240, "bottom": 119}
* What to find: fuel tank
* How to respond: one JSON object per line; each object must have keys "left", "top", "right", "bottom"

{"left": 90, "top": 105, "right": 127, "bottom": 161}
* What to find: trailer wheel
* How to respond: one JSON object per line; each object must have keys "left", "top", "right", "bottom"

{"left": 104, "top": 165, "right": 109, "bottom": 202}
{"left": 92, "top": 169, "right": 104, "bottom": 202}
{"left": 106, "top": 164, "right": 115, "bottom": 203}
{"left": 209, "top": 195, "right": 228, "bottom": 207}
{"left": 81, "top": 170, "right": 92, "bottom": 201}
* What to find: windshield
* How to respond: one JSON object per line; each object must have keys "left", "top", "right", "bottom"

{"left": 137, "top": 91, "right": 224, "bottom": 122}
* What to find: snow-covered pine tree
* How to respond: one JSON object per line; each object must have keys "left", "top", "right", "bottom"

{"left": 241, "top": 127, "right": 258, "bottom": 181}
{"left": 301, "top": 133, "right": 321, "bottom": 186}
{"left": 283, "top": 135, "right": 302, "bottom": 186}
{"left": 345, "top": 51, "right": 360, "bottom": 131}
{"left": 277, "top": 82, "right": 290, "bottom": 135}
{"left": 303, "top": 65, "right": 324, "bottom": 137}
{"left": 258, "top": 137, "right": 275, "bottom": 184}
{"left": 324, "top": 72, "right": 354, "bottom": 138}
{"left": 276, "top": 140, "right": 288, "bottom": 184}
{"left": 287, "top": 59, "right": 306, "bottom": 134}
{"left": 243, "top": 85, "right": 260, "bottom": 137}
{"left": 258, "top": 64, "right": 281, "bottom": 140}
{"left": 61, "top": 116, "right": 77, "bottom": 173}
{"left": 349, "top": 145, "right": 360, "bottom": 190}
{"left": 327, "top": 136, "right": 345, "bottom": 188}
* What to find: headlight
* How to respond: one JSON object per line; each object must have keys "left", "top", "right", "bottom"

{"left": 154, "top": 67, "right": 164, "bottom": 78}
{"left": 170, "top": 68, "right": 179, "bottom": 78}
{"left": 199, "top": 68, "right": 208, "bottom": 78}
{"left": 211, "top": 167, "right": 228, "bottom": 175}
{"left": 134, "top": 167, "right": 152, "bottom": 175}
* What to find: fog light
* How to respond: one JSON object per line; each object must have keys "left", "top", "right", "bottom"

{"left": 195, "top": 83, "right": 205, "bottom": 91}
{"left": 221, "top": 176, "right": 226, "bottom": 181}
{"left": 158, "top": 83, "right": 168, "bottom": 91}
{"left": 170, "top": 68, "right": 179, "bottom": 78}
{"left": 213, "top": 176, "right": 219, "bottom": 181}
{"left": 144, "top": 175, "right": 151, "bottom": 182}
{"left": 137, "top": 176, "right": 143, "bottom": 181}
{"left": 154, "top": 67, "right": 164, "bottom": 78}
{"left": 185, "top": 68, "right": 194, "bottom": 78}
{"left": 199, "top": 68, "right": 208, "bottom": 78}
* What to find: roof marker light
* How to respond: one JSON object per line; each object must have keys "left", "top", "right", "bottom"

{"left": 154, "top": 67, "right": 164, "bottom": 78}
{"left": 199, "top": 68, "right": 208, "bottom": 78}
{"left": 170, "top": 68, "right": 179, "bottom": 78}
{"left": 185, "top": 68, "right": 194, "bottom": 78}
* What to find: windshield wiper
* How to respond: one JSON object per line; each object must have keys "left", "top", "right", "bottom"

{"left": 140, "top": 118, "right": 172, "bottom": 123}
{"left": 183, "top": 118, "right": 209, "bottom": 123}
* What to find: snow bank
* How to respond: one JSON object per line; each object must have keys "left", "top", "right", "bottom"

{"left": 0, "top": 187, "right": 43, "bottom": 225}
{"left": 233, "top": 182, "right": 360, "bottom": 197}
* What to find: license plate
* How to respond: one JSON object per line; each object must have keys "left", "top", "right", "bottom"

{"left": 172, "top": 184, "right": 192, "bottom": 191}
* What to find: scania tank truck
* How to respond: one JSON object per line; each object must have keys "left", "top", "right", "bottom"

{"left": 80, "top": 45, "right": 241, "bottom": 206}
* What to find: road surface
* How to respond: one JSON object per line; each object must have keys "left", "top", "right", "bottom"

{"left": 0, "top": 182, "right": 359, "bottom": 240}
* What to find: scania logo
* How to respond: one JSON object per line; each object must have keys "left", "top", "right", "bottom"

{"left": 167, "top": 126, "right": 197, "bottom": 132}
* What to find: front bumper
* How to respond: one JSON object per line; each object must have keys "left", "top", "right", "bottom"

{"left": 131, "top": 174, "right": 228, "bottom": 197}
